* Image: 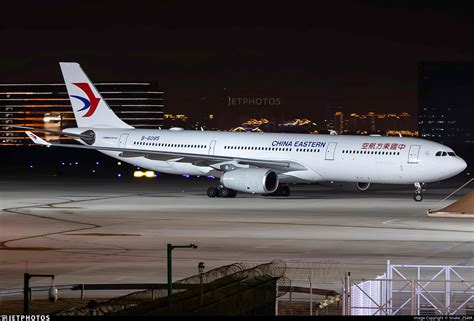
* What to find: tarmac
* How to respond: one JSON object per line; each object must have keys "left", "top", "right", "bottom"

{"left": 1, "top": 175, "right": 473, "bottom": 294}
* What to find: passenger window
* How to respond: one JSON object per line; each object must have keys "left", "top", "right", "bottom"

{"left": 442, "top": 152, "right": 447, "bottom": 156}
{"left": 448, "top": 152, "right": 456, "bottom": 156}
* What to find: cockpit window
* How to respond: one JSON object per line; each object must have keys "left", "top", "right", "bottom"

{"left": 435, "top": 151, "right": 450, "bottom": 156}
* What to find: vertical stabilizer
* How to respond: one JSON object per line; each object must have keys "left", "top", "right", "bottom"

{"left": 59, "top": 62, "right": 133, "bottom": 128}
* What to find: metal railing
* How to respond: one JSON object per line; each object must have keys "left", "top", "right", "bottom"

{"left": 346, "top": 278, "right": 474, "bottom": 315}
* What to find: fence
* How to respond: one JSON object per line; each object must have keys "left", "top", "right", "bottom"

{"left": 276, "top": 260, "right": 345, "bottom": 315}
{"left": 345, "top": 261, "right": 474, "bottom": 316}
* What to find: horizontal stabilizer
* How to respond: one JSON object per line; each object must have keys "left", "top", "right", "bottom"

{"left": 25, "top": 131, "right": 51, "bottom": 146}
{"left": 12, "top": 126, "right": 93, "bottom": 139}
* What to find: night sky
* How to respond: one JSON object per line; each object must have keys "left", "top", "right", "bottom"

{"left": 1, "top": 1, "right": 473, "bottom": 122}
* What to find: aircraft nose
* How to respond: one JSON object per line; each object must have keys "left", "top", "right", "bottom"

{"left": 460, "top": 158, "right": 467, "bottom": 171}
{"left": 454, "top": 157, "right": 467, "bottom": 174}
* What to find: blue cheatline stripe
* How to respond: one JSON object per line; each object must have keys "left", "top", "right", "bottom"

{"left": 70, "top": 95, "right": 91, "bottom": 111}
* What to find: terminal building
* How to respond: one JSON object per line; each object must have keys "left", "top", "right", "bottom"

{"left": 0, "top": 82, "right": 164, "bottom": 146}
{"left": 418, "top": 61, "right": 473, "bottom": 145}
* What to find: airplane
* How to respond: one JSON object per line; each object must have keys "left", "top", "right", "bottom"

{"left": 21, "top": 62, "right": 467, "bottom": 201}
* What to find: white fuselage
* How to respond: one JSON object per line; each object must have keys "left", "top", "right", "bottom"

{"left": 68, "top": 128, "right": 467, "bottom": 185}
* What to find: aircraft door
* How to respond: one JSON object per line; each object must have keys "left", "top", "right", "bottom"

{"left": 208, "top": 140, "right": 216, "bottom": 155}
{"left": 408, "top": 145, "right": 421, "bottom": 164}
{"left": 325, "top": 142, "right": 337, "bottom": 160}
{"left": 119, "top": 133, "right": 129, "bottom": 148}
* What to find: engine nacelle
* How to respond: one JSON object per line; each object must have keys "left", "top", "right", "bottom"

{"left": 220, "top": 168, "right": 279, "bottom": 194}
{"left": 356, "top": 182, "right": 371, "bottom": 191}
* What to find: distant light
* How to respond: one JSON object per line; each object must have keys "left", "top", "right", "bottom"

{"left": 75, "top": 162, "right": 79, "bottom": 165}
{"left": 117, "top": 161, "right": 122, "bottom": 166}
{"left": 92, "top": 170, "right": 96, "bottom": 173}
{"left": 69, "top": 163, "right": 72, "bottom": 166}
{"left": 117, "top": 173, "right": 122, "bottom": 178}
{"left": 153, "top": 174, "right": 157, "bottom": 178}
{"left": 207, "top": 175, "right": 215, "bottom": 179}
{"left": 145, "top": 171, "right": 154, "bottom": 178}
{"left": 61, "top": 162, "right": 65, "bottom": 166}
{"left": 137, "top": 166, "right": 141, "bottom": 170}
{"left": 183, "top": 174, "right": 190, "bottom": 178}
{"left": 96, "top": 161, "right": 100, "bottom": 165}
{"left": 29, "top": 165, "right": 33, "bottom": 168}
{"left": 43, "top": 115, "right": 61, "bottom": 123}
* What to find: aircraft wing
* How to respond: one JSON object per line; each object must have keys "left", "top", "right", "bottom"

{"left": 25, "top": 134, "right": 307, "bottom": 172}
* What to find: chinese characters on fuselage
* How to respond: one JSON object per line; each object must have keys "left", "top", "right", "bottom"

{"left": 361, "top": 143, "right": 406, "bottom": 150}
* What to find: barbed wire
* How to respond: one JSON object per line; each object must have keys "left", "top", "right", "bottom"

{"left": 56, "top": 260, "right": 286, "bottom": 316}
{"left": 285, "top": 260, "right": 346, "bottom": 282}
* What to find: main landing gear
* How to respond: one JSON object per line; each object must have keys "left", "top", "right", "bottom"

{"left": 265, "top": 185, "right": 291, "bottom": 197}
{"left": 207, "top": 186, "right": 237, "bottom": 198}
{"left": 413, "top": 182, "right": 424, "bottom": 202}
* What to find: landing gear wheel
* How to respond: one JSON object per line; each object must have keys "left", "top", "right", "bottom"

{"left": 207, "top": 187, "right": 218, "bottom": 198}
{"left": 216, "top": 186, "right": 229, "bottom": 198}
{"left": 227, "top": 189, "right": 237, "bottom": 198}
{"left": 414, "top": 193, "right": 423, "bottom": 202}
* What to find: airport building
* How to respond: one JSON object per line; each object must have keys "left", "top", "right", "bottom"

{"left": 418, "top": 61, "right": 474, "bottom": 145}
{"left": 0, "top": 82, "right": 164, "bottom": 146}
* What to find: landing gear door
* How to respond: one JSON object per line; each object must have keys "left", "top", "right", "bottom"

{"left": 208, "top": 140, "right": 216, "bottom": 155}
{"left": 408, "top": 145, "right": 421, "bottom": 164}
{"left": 325, "top": 142, "right": 337, "bottom": 160}
{"left": 119, "top": 133, "right": 129, "bottom": 148}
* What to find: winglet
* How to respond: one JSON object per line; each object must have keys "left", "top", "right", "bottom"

{"left": 25, "top": 131, "right": 51, "bottom": 146}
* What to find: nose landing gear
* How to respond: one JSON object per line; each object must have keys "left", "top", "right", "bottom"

{"left": 413, "top": 182, "right": 424, "bottom": 202}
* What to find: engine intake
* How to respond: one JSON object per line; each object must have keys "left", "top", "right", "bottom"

{"left": 220, "top": 168, "right": 279, "bottom": 194}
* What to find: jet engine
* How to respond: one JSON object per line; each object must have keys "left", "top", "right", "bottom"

{"left": 220, "top": 168, "right": 279, "bottom": 194}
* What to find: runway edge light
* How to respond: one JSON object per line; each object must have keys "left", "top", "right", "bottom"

{"left": 145, "top": 171, "right": 155, "bottom": 178}
{"left": 134, "top": 171, "right": 144, "bottom": 178}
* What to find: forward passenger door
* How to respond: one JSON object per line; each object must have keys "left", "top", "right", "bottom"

{"left": 325, "top": 142, "right": 337, "bottom": 160}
